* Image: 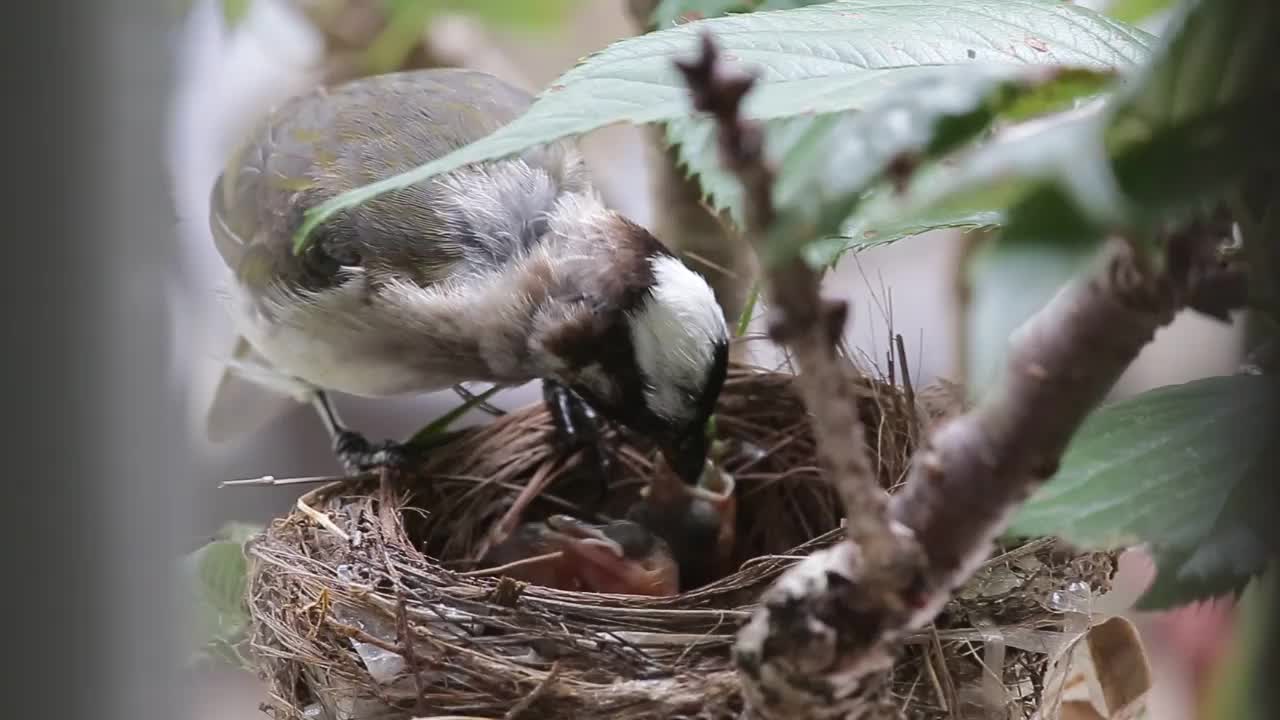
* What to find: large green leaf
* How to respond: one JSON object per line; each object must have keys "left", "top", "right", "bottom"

{"left": 873, "top": 0, "right": 1280, "bottom": 243}
{"left": 389, "top": 0, "right": 582, "bottom": 30}
{"left": 650, "top": 0, "right": 831, "bottom": 28}
{"left": 1205, "top": 569, "right": 1278, "bottom": 720}
{"left": 184, "top": 523, "right": 261, "bottom": 667}
{"left": 221, "top": 0, "right": 251, "bottom": 27}
{"left": 804, "top": 205, "right": 1002, "bottom": 266}
{"left": 1007, "top": 375, "right": 1278, "bottom": 608}
{"left": 1105, "top": 0, "right": 1174, "bottom": 24}
{"left": 294, "top": 0, "right": 1151, "bottom": 251}
{"left": 669, "top": 64, "right": 1118, "bottom": 265}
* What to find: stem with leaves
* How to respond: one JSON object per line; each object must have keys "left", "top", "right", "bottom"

{"left": 677, "top": 32, "right": 1247, "bottom": 720}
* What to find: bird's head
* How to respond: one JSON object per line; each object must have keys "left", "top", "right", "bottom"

{"left": 534, "top": 217, "right": 730, "bottom": 482}
{"left": 541, "top": 515, "right": 678, "bottom": 596}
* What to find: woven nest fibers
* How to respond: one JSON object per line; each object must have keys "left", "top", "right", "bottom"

{"left": 247, "top": 361, "right": 1117, "bottom": 720}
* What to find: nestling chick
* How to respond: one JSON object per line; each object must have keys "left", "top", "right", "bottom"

{"left": 628, "top": 457, "right": 737, "bottom": 591}
{"left": 479, "top": 515, "right": 678, "bottom": 596}
{"left": 206, "top": 68, "right": 729, "bottom": 479}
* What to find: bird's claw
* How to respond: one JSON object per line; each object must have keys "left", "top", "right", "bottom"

{"left": 333, "top": 429, "right": 413, "bottom": 475}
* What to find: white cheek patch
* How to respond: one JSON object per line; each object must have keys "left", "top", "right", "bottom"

{"left": 629, "top": 256, "right": 728, "bottom": 423}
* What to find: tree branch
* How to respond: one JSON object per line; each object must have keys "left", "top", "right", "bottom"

{"left": 674, "top": 33, "right": 898, "bottom": 568}
{"left": 675, "top": 32, "right": 1247, "bottom": 720}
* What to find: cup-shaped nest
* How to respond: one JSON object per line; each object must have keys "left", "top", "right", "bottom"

{"left": 246, "top": 362, "right": 1116, "bottom": 720}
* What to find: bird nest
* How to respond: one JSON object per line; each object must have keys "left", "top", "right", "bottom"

{"left": 246, "top": 360, "right": 1117, "bottom": 719}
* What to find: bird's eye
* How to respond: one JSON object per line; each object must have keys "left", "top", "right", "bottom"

{"left": 302, "top": 242, "right": 340, "bottom": 279}
{"left": 301, "top": 230, "right": 360, "bottom": 281}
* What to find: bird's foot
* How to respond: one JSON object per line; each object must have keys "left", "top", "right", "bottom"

{"left": 333, "top": 429, "right": 415, "bottom": 476}
{"left": 542, "top": 380, "right": 612, "bottom": 499}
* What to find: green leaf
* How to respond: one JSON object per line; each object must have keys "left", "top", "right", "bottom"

{"left": 861, "top": 105, "right": 1127, "bottom": 245}
{"left": 650, "top": 0, "right": 830, "bottom": 28}
{"left": 221, "top": 0, "right": 251, "bottom": 28}
{"left": 877, "top": 0, "right": 1280, "bottom": 243}
{"left": 183, "top": 523, "right": 260, "bottom": 667}
{"left": 652, "top": 0, "right": 753, "bottom": 27}
{"left": 669, "top": 64, "right": 1117, "bottom": 264}
{"left": 1105, "top": 0, "right": 1173, "bottom": 24}
{"left": 1007, "top": 375, "right": 1278, "bottom": 607}
{"left": 1138, "top": 546, "right": 1257, "bottom": 610}
{"left": 1205, "top": 569, "right": 1279, "bottom": 720}
{"left": 1137, "top": 421, "right": 1279, "bottom": 609}
{"left": 293, "top": 0, "right": 1152, "bottom": 252}
{"left": 407, "top": 384, "right": 506, "bottom": 447}
{"left": 395, "top": 0, "right": 581, "bottom": 30}
{"left": 364, "top": 1, "right": 582, "bottom": 73}
{"left": 804, "top": 206, "right": 1003, "bottom": 265}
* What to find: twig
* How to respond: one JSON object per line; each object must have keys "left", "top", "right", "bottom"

{"left": 678, "top": 34, "right": 929, "bottom": 719}
{"left": 674, "top": 32, "right": 893, "bottom": 564}
{"left": 296, "top": 489, "right": 350, "bottom": 542}
{"left": 377, "top": 466, "right": 400, "bottom": 542}
{"left": 921, "top": 641, "right": 948, "bottom": 715}
{"left": 895, "top": 333, "right": 919, "bottom": 445}
{"left": 502, "top": 662, "right": 561, "bottom": 720}
{"left": 222, "top": 473, "right": 371, "bottom": 488}
{"left": 452, "top": 383, "right": 506, "bottom": 417}
{"left": 474, "top": 454, "right": 564, "bottom": 561}
{"left": 397, "top": 588, "right": 429, "bottom": 717}
{"left": 459, "top": 551, "right": 565, "bottom": 578}
{"left": 682, "top": 249, "right": 742, "bottom": 282}
{"left": 950, "top": 228, "right": 988, "bottom": 384}
{"left": 928, "top": 629, "right": 957, "bottom": 717}
{"left": 377, "top": 525, "right": 428, "bottom": 717}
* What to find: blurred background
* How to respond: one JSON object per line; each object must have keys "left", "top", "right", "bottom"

{"left": 152, "top": 1, "right": 1243, "bottom": 717}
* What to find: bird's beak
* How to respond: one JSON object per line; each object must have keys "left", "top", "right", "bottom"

{"left": 662, "top": 425, "right": 710, "bottom": 483}
{"left": 543, "top": 515, "right": 624, "bottom": 558}
{"left": 543, "top": 516, "right": 677, "bottom": 596}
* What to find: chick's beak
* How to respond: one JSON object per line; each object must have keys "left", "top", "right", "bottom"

{"left": 544, "top": 515, "right": 623, "bottom": 557}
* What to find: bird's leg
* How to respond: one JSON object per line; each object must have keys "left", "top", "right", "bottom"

{"left": 542, "top": 379, "right": 612, "bottom": 499}
{"left": 310, "top": 391, "right": 414, "bottom": 475}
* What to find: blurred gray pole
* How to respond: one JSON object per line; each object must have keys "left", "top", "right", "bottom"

{"left": 99, "top": 2, "right": 191, "bottom": 718}
{"left": 3, "top": 1, "right": 188, "bottom": 719}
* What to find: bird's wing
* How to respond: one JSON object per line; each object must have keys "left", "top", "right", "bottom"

{"left": 205, "top": 335, "right": 313, "bottom": 443}
{"left": 220, "top": 68, "right": 592, "bottom": 291}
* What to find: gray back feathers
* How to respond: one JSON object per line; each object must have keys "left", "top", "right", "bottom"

{"left": 211, "top": 68, "right": 592, "bottom": 297}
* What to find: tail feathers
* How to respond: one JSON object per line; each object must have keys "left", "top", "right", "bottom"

{"left": 205, "top": 336, "right": 314, "bottom": 443}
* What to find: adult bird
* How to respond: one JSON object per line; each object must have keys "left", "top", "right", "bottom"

{"left": 205, "top": 68, "right": 730, "bottom": 480}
